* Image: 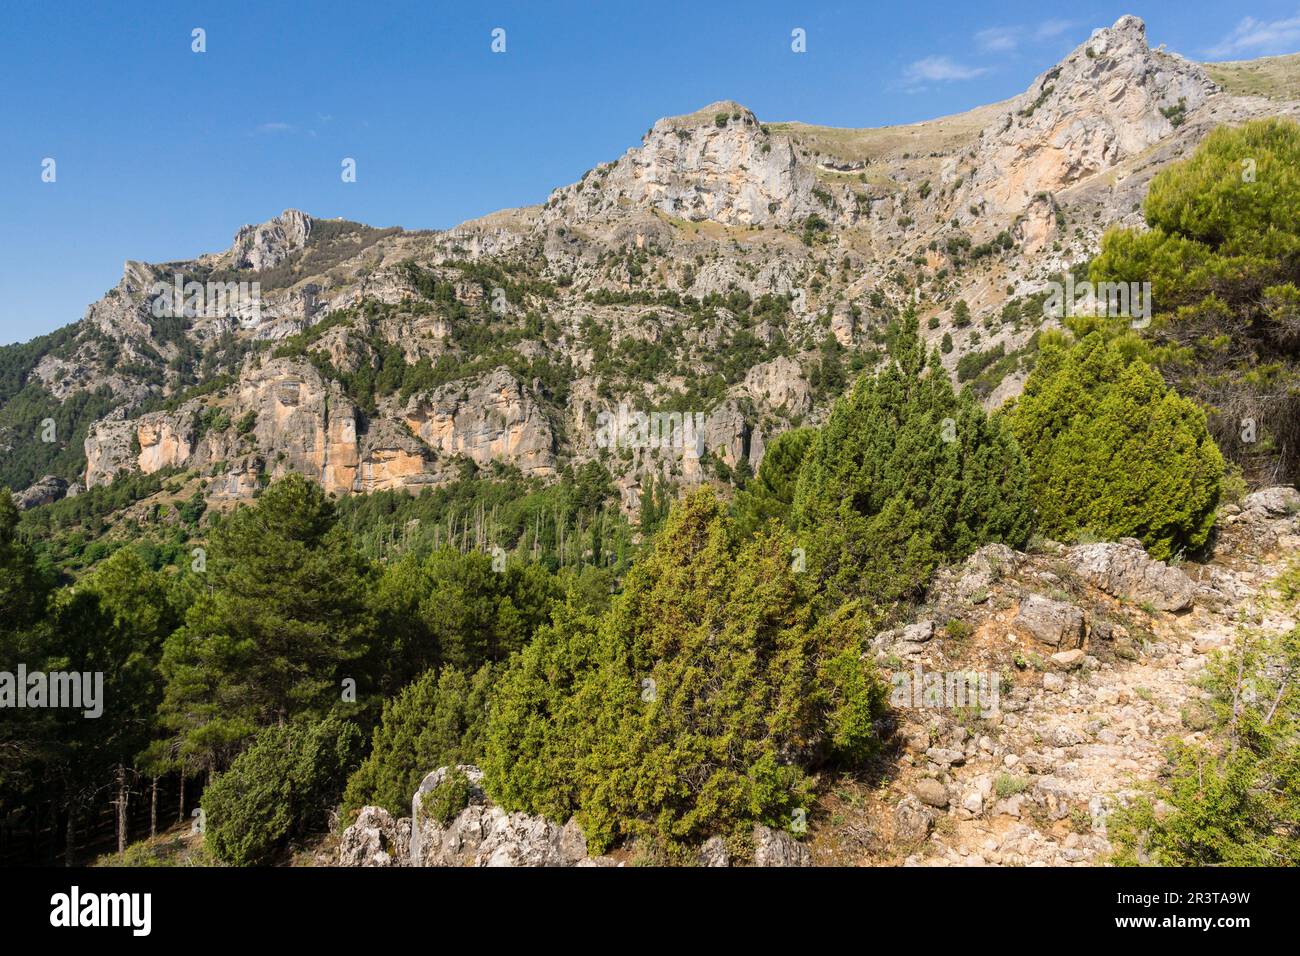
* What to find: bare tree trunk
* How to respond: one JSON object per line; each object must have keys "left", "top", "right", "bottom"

{"left": 178, "top": 767, "right": 186, "bottom": 824}
{"left": 115, "top": 764, "right": 128, "bottom": 853}
{"left": 150, "top": 776, "right": 158, "bottom": 838}
{"left": 64, "top": 802, "right": 76, "bottom": 867}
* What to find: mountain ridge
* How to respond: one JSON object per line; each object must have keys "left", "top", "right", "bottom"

{"left": 4, "top": 14, "right": 1300, "bottom": 515}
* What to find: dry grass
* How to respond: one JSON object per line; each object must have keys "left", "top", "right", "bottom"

{"left": 1206, "top": 52, "right": 1300, "bottom": 101}
{"left": 769, "top": 100, "right": 1009, "bottom": 165}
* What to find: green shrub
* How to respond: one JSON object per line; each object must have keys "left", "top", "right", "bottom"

{"left": 423, "top": 768, "right": 473, "bottom": 826}
{"left": 342, "top": 664, "right": 492, "bottom": 818}
{"left": 1004, "top": 331, "right": 1222, "bottom": 558}
{"left": 952, "top": 300, "right": 972, "bottom": 327}
{"left": 1091, "top": 118, "right": 1300, "bottom": 483}
{"left": 203, "top": 715, "right": 362, "bottom": 866}
{"left": 484, "top": 489, "right": 887, "bottom": 857}
{"left": 792, "top": 314, "right": 1033, "bottom": 607}
{"left": 731, "top": 427, "right": 816, "bottom": 539}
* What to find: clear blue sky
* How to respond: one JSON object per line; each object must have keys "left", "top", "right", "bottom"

{"left": 3, "top": 0, "right": 1299, "bottom": 345}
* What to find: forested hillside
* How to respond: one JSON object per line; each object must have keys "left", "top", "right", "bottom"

{"left": 3, "top": 18, "right": 1299, "bottom": 868}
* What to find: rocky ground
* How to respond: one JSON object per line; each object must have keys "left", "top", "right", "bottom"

{"left": 333, "top": 488, "right": 1299, "bottom": 867}
{"left": 814, "top": 488, "right": 1300, "bottom": 866}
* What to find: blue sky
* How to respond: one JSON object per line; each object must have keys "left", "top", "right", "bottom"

{"left": 3, "top": 0, "right": 1300, "bottom": 345}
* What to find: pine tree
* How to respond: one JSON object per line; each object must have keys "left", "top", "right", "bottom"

{"left": 731, "top": 427, "right": 816, "bottom": 540}
{"left": 792, "top": 314, "right": 1032, "bottom": 608}
{"left": 159, "top": 475, "right": 373, "bottom": 769}
{"left": 0, "top": 492, "right": 56, "bottom": 854}
{"left": 1091, "top": 118, "right": 1300, "bottom": 482}
{"left": 1004, "top": 330, "right": 1223, "bottom": 558}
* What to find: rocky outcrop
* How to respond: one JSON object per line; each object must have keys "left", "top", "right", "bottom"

{"left": 136, "top": 413, "right": 196, "bottom": 476}
{"left": 1065, "top": 540, "right": 1196, "bottom": 612}
{"left": 1242, "top": 486, "right": 1300, "bottom": 517}
{"left": 230, "top": 209, "right": 313, "bottom": 272}
{"left": 867, "top": 501, "right": 1300, "bottom": 867}
{"left": 693, "top": 825, "right": 813, "bottom": 867}
{"left": 339, "top": 764, "right": 814, "bottom": 868}
{"left": 958, "top": 16, "right": 1218, "bottom": 218}
{"left": 338, "top": 806, "right": 411, "bottom": 867}
{"left": 1013, "top": 594, "right": 1086, "bottom": 648}
{"left": 753, "top": 824, "right": 813, "bottom": 867}
{"left": 355, "top": 419, "right": 435, "bottom": 492}
{"left": 12, "top": 475, "right": 70, "bottom": 510}
{"left": 872, "top": 619, "right": 937, "bottom": 661}
{"left": 542, "top": 101, "right": 851, "bottom": 229}
{"left": 408, "top": 766, "right": 590, "bottom": 868}
{"left": 403, "top": 368, "right": 556, "bottom": 477}
{"left": 742, "top": 356, "right": 811, "bottom": 415}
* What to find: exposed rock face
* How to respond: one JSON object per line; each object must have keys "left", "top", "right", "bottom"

{"left": 752, "top": 825, "right": 812, "bottom": 867}
{"left": 743, "top": 355, "right": 812, "bottom": 415}
{"left": 543, "top": 102, "right": 845, "bottom": 229}
{"left": 699, "top": 400, "right": 753, "bottom": 468}
{"left": 1242, "top": 486, "right": 1300, "bottom": 517}
{"left": 1066, "top": 541, "right": 1196, "bottom": 612}
{"left": 84, "top": 413, "right": 143, "bottom": 488}
{"left": 18, "top": 14, "right": 1298, "bottom": 509}
{"left": 959, "top": 16, "right": 1218, "bottom": 218}
{"left": 136, "top": 413, "right": 196, "bottom": 476}
{"left": 1013, "top": 594, "right": 1086, "bottom": 647}
{"left": 403, "top": 368, "right": 556, "bottom": 477}
{"left": 409, "top": 766, "right": 590, "bottom": 867}
{"left": 230, "top": 209, "right": 313, "bottom": 272}
{"left": 338, "top": 806, "right": 411, "bottom": 867}
{"left": 12, "top": 475, "right": 69, "bottom": 510}
{"left": 355, "top": 419, "right": 435, "bottom": 492}
{"left": 83, "top": 359, "right": 561, "bottom": 494}
{"left": 240, "top": 358, "right": 361, "bottom": 494}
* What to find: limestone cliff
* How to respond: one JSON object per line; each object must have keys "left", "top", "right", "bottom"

{"left": 0, "top": 14, "right": 1289, "bottom": 509}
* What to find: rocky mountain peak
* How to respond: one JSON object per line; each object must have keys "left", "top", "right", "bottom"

{"left": 229, "top": 208, "right": 314, "bottom": 271}
{"left": 541, "top": 97, "right": 833, "bottom": 229}
{"left": 658, "top": 99, "right": 759, "bottom": 131}
{"left": 954, "top": 14, "right": 1218, "bottom": 217}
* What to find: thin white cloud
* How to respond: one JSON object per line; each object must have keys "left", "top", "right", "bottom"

{"left": 974, "top": 19, "right": 1078, "bottom": 54}
{"left": 1206, "top": 13, "right": 1300, "bottom": 59}
{"left": 1034, "top": 19, "right": 1076, "bottom": 41}
{"left": 255, "top": 122, "right": 295, "bottom": 134}
{"left": 975, "top": 27, "right": 1019, "bottom": 53}
{"left": 904, "top": 55, "right": 989, "bottom": 84}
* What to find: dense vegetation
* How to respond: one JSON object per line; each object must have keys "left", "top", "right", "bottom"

{"left": 1092, "top": 119, "right": 1300, "bottom": 485}
{"left": 484, "top": 489, "right": 887, "bottom": 858}
{"left": 4, "top": 119, "right": 1298, "bottom": 870}
{"left": 793, "top": 316, "right": 1033, "bottom": 607}
{"left": 1005, "top": 329, "right": 1224, "bottom": 558}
